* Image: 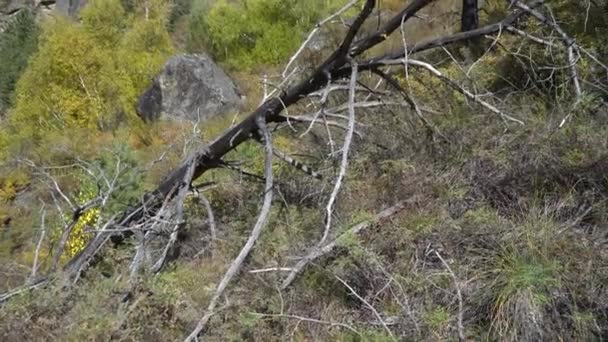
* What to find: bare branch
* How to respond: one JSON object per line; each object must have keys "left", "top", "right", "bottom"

{"left": 407, "top": 59, "right": 525, "bottom": 125}
{"left": 350, "top": 0, "right": 437, "bottom": 56}
{"left": 512, "top": 0, "right": 582, "bottom": 103}
{"left": 0, "top": 278, "right": 49, "bottom": 304}
{"left": 197, "top": 192, "right": 217, "bottom": 243}
{"left": 151, "top": 159, "right": 197, "bottom": 273}
{"left": 30, "top": 206, "right": 47, "bottom": 282}
{"left": 249, "top": 267, "right": 294, "bottom": 274}
{"left": 365, "top": 0, "right": 544, "bottom": 61}
{"left": 250, "top": 312, "right": 362, "bottom": 337}
{"left": 184, "top": 115, "right": 275, "bottom": 341}
{"left": 282, "top": 200, "right": 411, "bottom": 289}
{"left": 283, "top": 115, "right": 364, "bottom": 138}
{"left": 281, "top": 0, "right": 359, "bottom": 78}
{"left": 336, "top": 275, "right": 396, "bottom": 341}
{"left": 371, "top": 68, "right": 448, "bottom": 142}
{"left": 318, "top": 60, "right": 359, "bottom": 247}
{"left": 434, "top": 250, "right": 466, "bottom": 342}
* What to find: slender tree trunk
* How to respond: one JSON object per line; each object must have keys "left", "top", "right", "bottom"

{"left": 461, "top": 0, "right": 479, "bottom": 32}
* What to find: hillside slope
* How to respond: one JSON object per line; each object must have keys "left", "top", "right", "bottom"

{"left": 1, "top": 0, "right": 607, "bottom": 341}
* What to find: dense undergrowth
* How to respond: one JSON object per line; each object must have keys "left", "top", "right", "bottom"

{"left": 1, "top": 0, "right": 608, "bottom": 340}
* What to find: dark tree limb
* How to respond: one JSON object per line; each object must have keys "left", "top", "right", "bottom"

{"left": 364, "top": 0, "right": 544, "bottom": 65}
{"left": 370, "top": 67, "right": 448, "bottom": 142}
{"left": 461, "top": 0, "right": 479, "bottom": 32}
{"left": 350, "top": 0, "right": 438, "bottom": 56}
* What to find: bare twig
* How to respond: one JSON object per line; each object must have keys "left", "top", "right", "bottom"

{"left": 129, "top": 230, "right": 149, "bottom": 281}
{"left": 0, "top": 278, "right": 49, "bottom": 303}
{"left": 336, "top": 275, "right": 396, "bottom": 341}
{"left": 249, "top": 267, "right": 294, "bottom": 274}
{"left": 318, "top": 60, "right": 359, "bottom": 247}
{"left": 151, "top": 159, "right": 197, "bottom": 273}
{"left": 251, "top": 312, "right": 362, "bottom": 337}
{"left": 398, "top": 58, "right": 526, "bottom": 125}
{"left": 30, "top": 206, "right": 47, "bottom": 281}
{"left": 283, "top": 115, "right": 363, "bottom": 138}
{"left": 434, "top": 250, "right": 466, "bottom": 342}
{"left": 371, "top": 68, "right": 448, "bottom": 142}
{"left": 512, "top": 0, "right": 582, "bottom": 103}
{"left": 281, "top": 0, "right": 359, "bottom": 78}
{"left": 197, "top": 192, "right": 217, "bottom": 243}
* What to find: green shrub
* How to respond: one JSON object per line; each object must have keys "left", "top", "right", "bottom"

{"left": 187, "top": 0, "right": 346, "bottom": 69}
{"left": 168, "top": 0, "right": 193, "bottom": 32}
{"left": 81, "top": 0, "right": 127, "bottom": 45}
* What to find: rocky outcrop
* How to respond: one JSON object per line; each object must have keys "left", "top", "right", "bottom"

{"left": 0, "top": 0, "right": 34, "bottom": 15}
{"left": 1, "top": 0, "right": 85, "bottom": 29}
{"left": 55, "top": 0, "right": 86, "bottom": 17}
{"left": 136, "top": 54, "right": 242, "bottom": 123}
{"left": 0, "top": 0, "right": 31, "bottom": 29}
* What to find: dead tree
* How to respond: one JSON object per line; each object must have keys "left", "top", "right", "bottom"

{"left": 61, "top": 0, "right": 602, "bottom": 299}
{"left": 3, "top": 0, "right": 605, "bottom": 338}
{"left": 66, "top": 0, "right": 505, "bottom": 279}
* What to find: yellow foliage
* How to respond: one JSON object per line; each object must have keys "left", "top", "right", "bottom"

{"left": 3, "top": 0, "right": 174, "bottom": 160}
{"left": 81, "top": 0, "right": 127, "bottom": 46}
{"left": 65, "top": 206, "right": 100, "bottom": 258}
{"left": 0, "top": 171, "right": 30, "bottom": 203}
{"left": 56, "top": 175, "right": 101, "bottom": 259}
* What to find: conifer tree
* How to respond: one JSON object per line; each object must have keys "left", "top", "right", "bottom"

{"left": 0, "top": 9, "right": 39, "bottom": 115}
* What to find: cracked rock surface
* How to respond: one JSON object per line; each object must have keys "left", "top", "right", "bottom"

{"left": 137, "top": 54, "right": 243, "bottom": 123}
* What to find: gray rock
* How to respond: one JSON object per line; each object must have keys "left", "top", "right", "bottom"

{"left": 0, "top": 0, "right": 31, "bottom": 28}
{"left": 0, "top": 1, "right": 56, "bottom": 31}
{"left": 55, "top": 0, "right": 86, "bottom": 17}
{"left": 137, "top": 54, "right": 242, "bottom": 123}
{"left": 0, "top": 0, "right": 33, "bottom": 14}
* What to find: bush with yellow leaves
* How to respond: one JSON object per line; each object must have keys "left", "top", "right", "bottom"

{"left": 2, "top": 0, "right": 174, "bottom": 161}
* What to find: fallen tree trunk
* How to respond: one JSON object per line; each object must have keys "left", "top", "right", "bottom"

{"left": 60, "top": 0, "right": 574, "bottom": 285}
{"left": 63, "top": 0, "right": 434, "bottom": 279}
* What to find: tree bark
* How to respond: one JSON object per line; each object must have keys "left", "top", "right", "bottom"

{"left": 461, "top": 0, "right": 479, "bottom": 32}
